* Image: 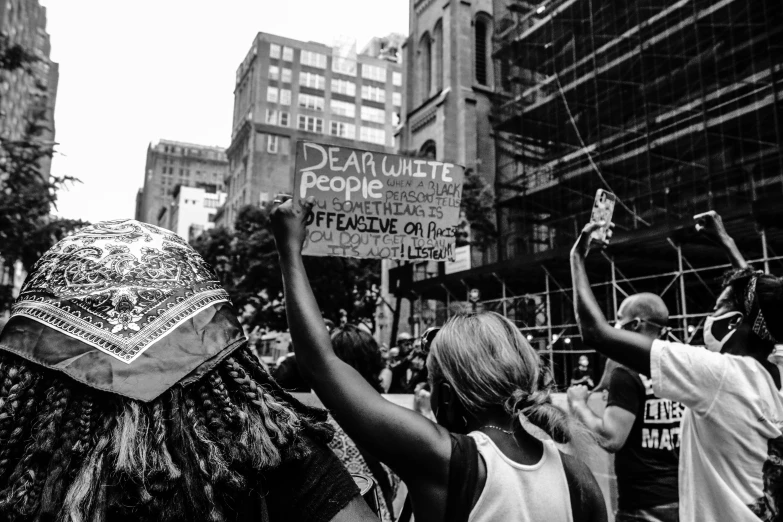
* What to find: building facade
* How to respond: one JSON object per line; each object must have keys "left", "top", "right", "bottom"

{"left": 380, "top": 0, "right": 500, "bottom": 342}
{"left": 136, "top": 140, "right": 228, "bottom": 225}
{"left": 0, "top": 0, "right": 58, "bottom": 177}
{"left": 157, "top": 184, "right": 226, "bottom": 243}
{"left": 389, "top": 0, "right": 783, "bottom": 390}
{"left": 220, "top": 32, "right": 404, "bottom": 229}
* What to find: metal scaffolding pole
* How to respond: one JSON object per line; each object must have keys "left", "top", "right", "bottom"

{"left": 610, "top": 255, "right": 618, "bottom": 317}
{"left": 544, "top": 269, "right": 554, "bottom": 371}
{"left": 762, "top": 228, "right": 771, "bottom": 274}
{"left": 677, "top": 245, "right": 689, "bottom": 337}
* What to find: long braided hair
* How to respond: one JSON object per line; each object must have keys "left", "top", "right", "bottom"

{"left": 0, "top": 345, "right": 333, "bottom": 522}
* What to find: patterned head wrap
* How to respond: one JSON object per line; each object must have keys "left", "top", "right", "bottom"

{"left": 742, "top": 271, "right": 783, "bottom": 344}
{"left": 0, "top": 219, "right": 246, "bottom": 401}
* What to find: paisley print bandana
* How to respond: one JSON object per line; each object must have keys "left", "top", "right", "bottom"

{"left": 0, "top": 219, "right": 246, "bottom": 401}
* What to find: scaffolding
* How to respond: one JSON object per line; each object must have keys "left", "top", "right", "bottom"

{"left": 390, "top": 0, "right": 783, "bottom": 388}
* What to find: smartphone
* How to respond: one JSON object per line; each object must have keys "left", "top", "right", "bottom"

{"left": 590, "top": 189, "right": 616, "bottom": 243}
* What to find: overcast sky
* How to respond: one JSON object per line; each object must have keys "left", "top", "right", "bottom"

{"left": 40, "top": 0, "right": 409, "bottom": 223}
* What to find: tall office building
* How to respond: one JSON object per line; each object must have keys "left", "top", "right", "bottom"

{"left": 136, "top": 140, "right": 228, "bottom": 225}
{"left": 219, "top": 32, "right": 404, "bottom": 229}
{"left": 0, "top": 0, "right": 59, "bottom": 176}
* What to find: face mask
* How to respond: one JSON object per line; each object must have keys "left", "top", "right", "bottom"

{"left": 704, "top": 311, "right": 743, "bottom": 353}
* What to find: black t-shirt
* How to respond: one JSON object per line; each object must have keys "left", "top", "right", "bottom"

{"left": 264, "top": 435, "right": 360, "bottom": 521}
{"left": 607, "top": 366, "right": 682, "bottom": 510}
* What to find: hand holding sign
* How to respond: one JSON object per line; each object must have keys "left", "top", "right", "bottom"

{"left": 294, "top": 141, "right": 465, "bottom": 261}
{"left": 271, "top": 196, "right": 315, "bottom": 256}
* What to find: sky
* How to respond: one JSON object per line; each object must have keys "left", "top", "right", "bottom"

{"left": 39, "top": 0, "right": 410, "bottom": 223}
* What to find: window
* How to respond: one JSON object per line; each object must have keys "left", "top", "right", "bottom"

{"left": 300, "top": 72, "right": 326, "bottom": 90}
{"left": 433, "top": 19, "right": 444, "bottom": 92}
{"left": 393, "top": 71, "right": 402, "bottom": 86}
{"left": 281, "top": 68, "right": 292, "bottom": 83}
{"left": 360, "top": 106, "right": 386, "bottom": 124}
{"left": 279, "top": 111, "right": 290, "bottom": 127}
{"left": 361, "top": 85, "right": 386, "bottom": 103}
{"left": 298, "top": 115, "right": 324, "bottom": 133}
{"left": 392, "top": 92, "right": 402, "bottom": 107}
{"left": 268, "top": 135, "right": 278, "bottom": 154}
{"left": 359, "top": 127, "right": 386, "bottom": 145}
{"left": 301, "top": 50, "right": 327, "bottom": 68}
{"left": 331, "top": 79, "right": 356, "bottom": 97}
{"left": 265, "top": 109, "right": 278, "bottom": 124}
{"left": 270, "top": 44, "right": 281, "bottom": 59}
{"left": 474, "top": 15, "right": 491, "bottom": 86}
{"left": 330, "top": 100, "right": 356, "bottom": 118}
{"left": 268, "top": 65, "right": 279, "bottom": 80}
{"left": 330, "top": 121, "right": 356, "bottom": 139}
{"left": 282, "top": 46, "right": 293, "bottom": 61}
{"left": 418, "top": 32, "right": 432, "bottom": 102}
{"left": 298, "top": 93, "right": 324, "bottom": 111}
{"left": 362, "top": 64, "right": 386, "bottom": 82}
{"left": 267, "top": 87, "right": 279, "bottom": 103}
{"left": 279, "top": 89, "right": 291, "bottom": 105}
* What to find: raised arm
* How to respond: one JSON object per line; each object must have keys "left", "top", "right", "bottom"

{"left": 567, "top": 385, "right": 635, "bottom": 454}
{"left": 271, "top": 198, "right": 451, "bottom": 482}
{"left": 694, "top": 211, "right": 748, "bottom": 269}
{"left": 570, "top": 223, "right": 653, "bottom": 375}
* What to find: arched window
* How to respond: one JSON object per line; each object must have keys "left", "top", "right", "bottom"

{"left": 474, "top": 14, "right": 492, "bottom": 86}
{"left": 433, "top": 19, "right": 444, "bottom": 93}
{"left": 420, "top": 140, "right": 437, "bottom": 159}
{"left": 418, "top": 32, "right": 432, "bottom": 104}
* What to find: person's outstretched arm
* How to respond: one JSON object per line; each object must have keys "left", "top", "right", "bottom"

{"left": 271, "top": 198, "right": 451, "bottom": 483}
{"left": 570, "top": 223, "right": 653, "bottom": 375}
{"left": 694, "top": 211, "right": 748, "bottom": 269}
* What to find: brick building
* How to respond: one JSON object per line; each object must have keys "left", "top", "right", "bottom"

{"left": 219, "top": 32, "right": 403, "bottom": 229}
{"left": 136, "top": 140, "right": 228, "bottom": 226}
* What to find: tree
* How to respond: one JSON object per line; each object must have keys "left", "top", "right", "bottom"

{"left": 191, "top": 203, "right": 382, "bottom": 333}
{"left": 0, "top": 34, "right": 85, "bottom": 312}
{"left": 460, "top": 168, "right": 497, "bottom": 248}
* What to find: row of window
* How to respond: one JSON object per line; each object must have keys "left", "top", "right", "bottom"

{"left": 268, "top": 43, "right": 402, "bottom": 86}
{"left": 276, "top": 68, "right": 401, "bottom": 103}
{"left": 265, "top": 102, "right": 386, "bottom": 124}
{"left": 259, "top": 116, "right": 387, "bottom": 146}
{"left": 267, "top": 86, "right": 400, "bottom": 109}
{"left": 268, "top": 65, "right": 292, "bottom": 83}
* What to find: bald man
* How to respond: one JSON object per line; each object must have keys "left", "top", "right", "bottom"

{"left": 568, "top": 293, "right": 683, "bottom": 522}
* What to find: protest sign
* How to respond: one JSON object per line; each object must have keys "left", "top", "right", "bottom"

{"left": 293, "top": 141, "right": 465, "bottom": 261}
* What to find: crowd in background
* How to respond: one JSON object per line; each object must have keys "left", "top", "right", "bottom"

{"left": 0, "top": 205, "right": 779, "bottom": 522}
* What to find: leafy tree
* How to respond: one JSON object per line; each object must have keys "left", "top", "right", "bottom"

{"left": 0, "top": 34, "right": 85, "bottom": 312}
{"left": 192, "top": 203, "right": 381, "bottom": 333}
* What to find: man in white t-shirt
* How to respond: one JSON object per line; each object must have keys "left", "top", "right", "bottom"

{"left": 570, "top": 217, "right": 783, "bottom": 522}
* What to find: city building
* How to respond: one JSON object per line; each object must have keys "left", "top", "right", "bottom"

{"left": 220, "top": 32, "right": 404, "bottom": 229}
{"left": 0, "top": 0, "right": 58, "bottom": 307}
{"left": 388, "top": 0, "right": 783, "bottom": 390}
{"left": 157, "top": 184, "right": 226, "bottom": 243}
{"left": 136, "top": 140, "right": 228, "bottom": 225}
{"left": 380, "top": 0, "right": 499, "bottom": 342}
{"left": 0, "top": 0, "right": 59, "bottom": 177}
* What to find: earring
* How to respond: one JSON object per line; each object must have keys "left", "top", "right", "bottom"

{"left": 461, "top": 415, "right": 468, "bottom": 429}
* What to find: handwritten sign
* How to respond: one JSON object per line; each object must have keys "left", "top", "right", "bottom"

{"left": 293, "top": 141, "right": 465, "bottom": 261}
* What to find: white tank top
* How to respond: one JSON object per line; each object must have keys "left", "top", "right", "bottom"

{"left": 467, "top": 431, "right": 574, "bottom": 522}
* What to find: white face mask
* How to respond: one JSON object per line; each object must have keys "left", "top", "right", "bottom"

{"left": 704, "top": 311, "right": 743, "bottom": 353}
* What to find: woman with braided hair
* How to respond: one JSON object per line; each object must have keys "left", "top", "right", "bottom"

{"left": 271, "top": 199, "right": 607, "bottom": 522}
{"left": 0, "top": 219, "right": 375, "bottom": 522}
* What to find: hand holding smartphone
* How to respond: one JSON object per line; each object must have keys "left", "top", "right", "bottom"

{"left": 590, "top": 189, "right": 616, "bottom": 244}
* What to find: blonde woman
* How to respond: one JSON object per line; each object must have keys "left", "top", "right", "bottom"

{"left": 272, "top": 199, "right": 606, "bottom": 522}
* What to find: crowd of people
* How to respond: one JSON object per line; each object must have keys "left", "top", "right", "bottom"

{"left": 0, "top": 203, "right": 779, "bottom": 521}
